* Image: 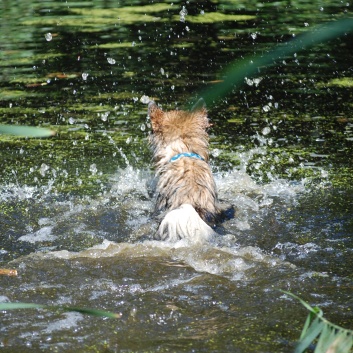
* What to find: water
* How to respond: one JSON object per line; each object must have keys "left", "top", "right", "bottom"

{"left": 1, "top": 0, "right": 353, "bottom": 352}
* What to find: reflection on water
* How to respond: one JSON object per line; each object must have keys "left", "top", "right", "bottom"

{"left": 1, "top": 0, "right": 353, "bottom": 352}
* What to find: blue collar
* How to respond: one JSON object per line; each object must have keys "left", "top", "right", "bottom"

{"left": 170, "top": 152, "right": 205, "bottom": 163}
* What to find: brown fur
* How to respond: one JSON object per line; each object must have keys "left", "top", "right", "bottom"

{"left": 148, "top": 100, "right": 221, "bottom": 241}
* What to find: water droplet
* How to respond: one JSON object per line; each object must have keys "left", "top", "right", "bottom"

{"left": 107, "top": 57, "right": 116, "bottom": 65}
{"left": 140, "top": 95, "right": 150, "bottom": 104}
{"left": 89, "top": 164, "right": 97, "bottom": 175}
{"left": 126, "top": 136, "right": 132, "bottom": 144}
{"left": 140, "top": 124, "right": 146, "bottom": 131}
{"left": 131, "top": 41, "right": 136, "bottom": 47}
{"left": 245, "top": 77, "right": 262, "bottom": 87}
{"left": 262, "top": 105, "right": 271, "bottom": 112}
{"left": 39, "top": 163, "right": 50, "bottom": 177}
{"left": 179, "top": 6, "right": 188, "bottom": 22}
{"left": 253, "top": 78, "right": 262, "bottom": 87}
{"left": 160, "top": 67, "right": 165, "bottom": 75}
{"left": 320, "top": 7, "right": 324, "bottom": 11}
{"left": 304, "top": 22, "right": 309, "bottom": 27}
{"left": 171, "top": 85, "right": 175, "bottom": 90}
{"left": 82, "top": 72, "right": 89, "bottom": 80}
{"left": 45, "top": 33, "right": 52, "bottom": 41}
{"left": 185, "top": 26, "right": 190, "bottom": 32}
{"left": 251, "top": 32, "right": 257, "bottom": 40}
{"left": 262, "top": 127, "right": 271, "bottom": 135}
{"left": 200, "top": 10, "right": 205, "bottom": 15}
{"left": 68, "top": 117, "right": 75, "bottom": 124}
{"left": 101, "top": 112, "right": 109, "bottom": 121}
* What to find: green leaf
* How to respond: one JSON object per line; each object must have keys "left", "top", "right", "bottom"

{"left": 300, "top": 312, "right": 316, "bottom": 340}
{"left": 0, "top": 124, "right": 55, "bottom": 138}
{"left": 0, "top": 302, "right": 121, "bottom": 319}
{"left": 281, "top": 290, "right": 323, "bottom": 318}
{"left": 295, "top": 316, "right": 325, "bottom": 353}
{"left": 314, "top": 323, "right": 337, "bottom": 353}
{"left": 0, "top": 303, "right": 45, "bottom": 310}
{"left": 326, "top": 334, "right": 353, "bottom": 353}
{"left": 61, "top": 306, "right": 122, "bottom": 319}
{"left": 195, "top": 17, "right": 353, "bottom": 106}
{"left": 280, "top": 291, "right": 353, "bottom": 353}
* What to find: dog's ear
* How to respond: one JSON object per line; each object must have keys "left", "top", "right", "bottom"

{"left": 148, "top": 101, "right": 164, "bottom": 132}
{"left": 191, "top": 99, "right": 211, "bottom": 129}
{"left": 191, "top": 98, "right": 206, "bottom": 112}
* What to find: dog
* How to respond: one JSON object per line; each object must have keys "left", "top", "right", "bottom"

{"left": 148, "top": 99, "right": 228, "bottom": 243}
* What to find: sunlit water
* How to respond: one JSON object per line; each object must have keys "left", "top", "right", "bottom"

{"left": 1, "top": 0, "right": 353, "bottom": 352}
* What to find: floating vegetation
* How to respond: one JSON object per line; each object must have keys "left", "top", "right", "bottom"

{"left": 0, "top": 125, "right": 55, "bottom": 138}
{"left": 89, "top": 42, "right": 141, "bottom": 49}
{"left": 283, "top": 291, "right": 353, "bottom": 353}
{"left": 320, "top": 77, "right": 353, "bottom": 88}
{"left": 46, "top": 3, "right": 175, "bottom": 27}
{"left": 0, "top": 90, "right": 42, "bottom": 100}
{"left": 178, "top": 12, "right": 255, "bottom": 23}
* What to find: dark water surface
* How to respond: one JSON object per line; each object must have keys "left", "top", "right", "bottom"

{"left": 1, "top": 1, "right": 353, "bottom": 352}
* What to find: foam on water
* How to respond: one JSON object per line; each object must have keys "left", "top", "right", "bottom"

{"left": 31, "top": 238, "right": 295, "bottom": 282}
{"left": 19, "top": 226, "right": 57, "bottom": 243}
{"left": 1, "top": 160, "right": 312, "bottom": 274}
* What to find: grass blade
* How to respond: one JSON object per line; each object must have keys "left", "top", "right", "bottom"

{"left": 295, "top": 316, "right": 325, "bottom": 353}
{"left": 327, "top": 334, "right": 353, "bottom": 353}
{"left": 196, "top": 18, "right": 353, "bottom": 106}
{"left": 0, "top": 124, "right": 55, "bottom": 138}
{"left": 281, "top": 290, "right": 323, "bottom": 318}
{"left": 0, "top": 302, "right": 121, "bottom": 319}
{"left": 61, "top": 306, "right": 122, "bottom": 319}
{"left": 314, "top": 323, "right": 337, "bottom": 353}
{"left": 0, "top": 303, "right": 45, "bottom": 310}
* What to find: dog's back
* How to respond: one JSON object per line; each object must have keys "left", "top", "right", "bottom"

{"left": 148, "top": 100, "right": 220, "bottom": 242}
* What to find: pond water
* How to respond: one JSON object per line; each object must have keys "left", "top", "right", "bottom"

{"left": 1, "top": 0, "right": 353, "bottom": 352}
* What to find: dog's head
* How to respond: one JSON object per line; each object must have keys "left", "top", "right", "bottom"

{"left": 148, "top": 100, "right": 211, "bottom": 139}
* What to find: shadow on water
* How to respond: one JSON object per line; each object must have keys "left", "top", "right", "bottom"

{"left": 1, "top": 0, "right": 353, "bottom": 352}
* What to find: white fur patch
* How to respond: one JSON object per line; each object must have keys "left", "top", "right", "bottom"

{"left": 156, "top": 204, "right": 216, "bottom": 243}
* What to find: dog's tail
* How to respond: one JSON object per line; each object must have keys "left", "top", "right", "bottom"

{"left": 155, "top": 204, "right": 216, "bottom": 243}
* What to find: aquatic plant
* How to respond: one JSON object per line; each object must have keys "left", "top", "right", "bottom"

{"left": 196, "top": 17, "right": 353, "bottom": 106}
{"left": 0, "top": 302, "right": 121, "bottom": 319}
{"left": 0, "top": 124, "right": 55, "bottom": 138}
{"left": 1, "top": 292, "right": 352, "bottom": 352}
{"left": 283, "top": 291, "right": 353, "bottom": 353}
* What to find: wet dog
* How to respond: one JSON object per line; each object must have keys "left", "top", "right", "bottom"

{"left": 148, "top": 99, "right": 227, "bottom": 243}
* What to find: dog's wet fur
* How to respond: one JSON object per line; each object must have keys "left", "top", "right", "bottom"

{"left": 148, "top": 100, "right": 233, "bottom": 242}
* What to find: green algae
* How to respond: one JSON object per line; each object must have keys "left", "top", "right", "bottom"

{"left": 22, "top": 3, "right": 175, "bottom": 28}
{"left": 322, "top": 77, "right": 353, "bottom": 88}
{"left": 0, "top": 90, "right": 43, "bottom": 100}
{"left": 89, "top": 42, "right": 141, "bottom": 49}
{"left": 178, "top": 12, "right": 255, "bottom": 24}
